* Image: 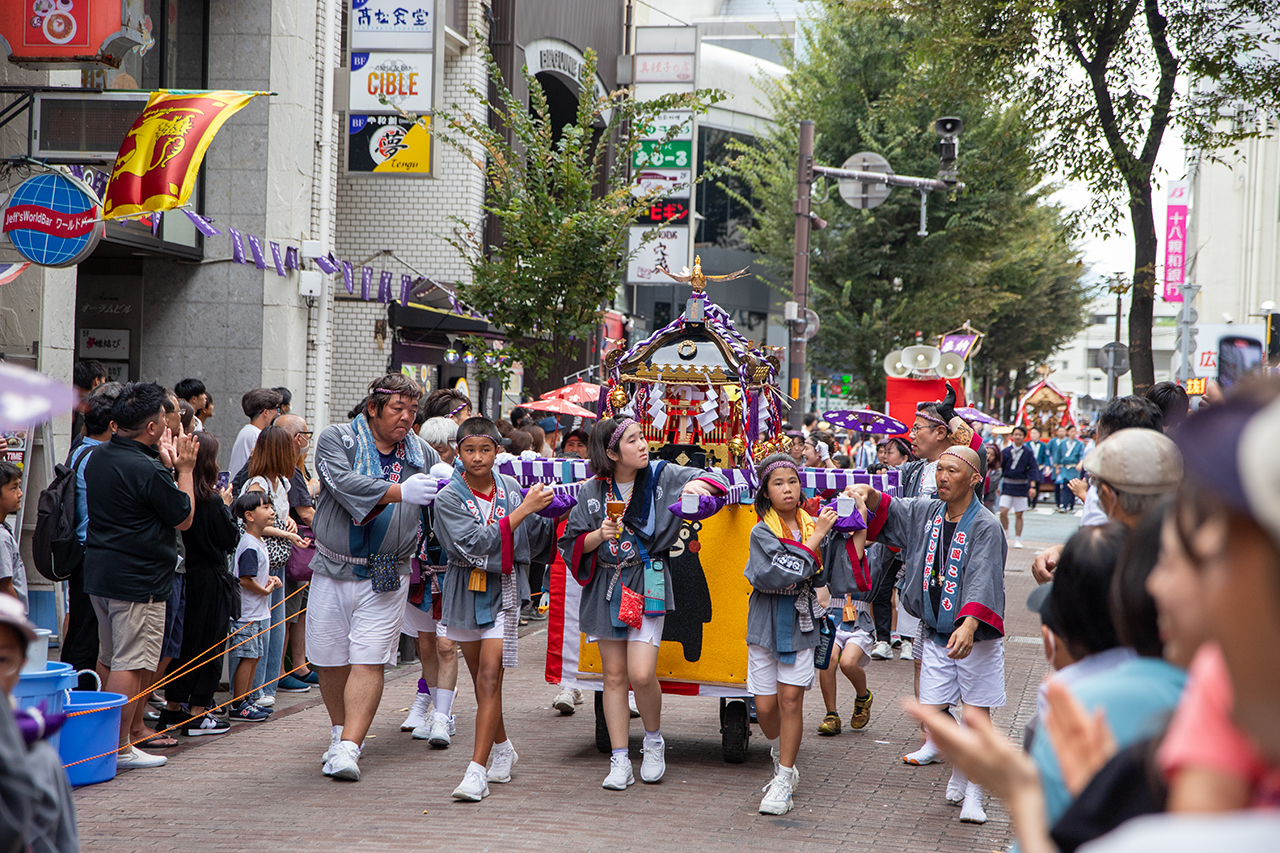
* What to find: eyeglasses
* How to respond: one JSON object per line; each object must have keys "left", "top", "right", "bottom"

{"left": 297, "top": 431, "right": 313, "bottom": 438}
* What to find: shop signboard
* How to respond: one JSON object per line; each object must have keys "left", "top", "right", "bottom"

{"left": 631, "top": 168, "right": 691, "bottom": 199}
{"left": 634, "top": 55, "right": 695, "bottom": 83}
{"left": 0, "top": 0, "right": 150, "bottom": 67}
{"left": 349, "top": 51, "right": 434, "bottom": 113}
{"left": 632, "top": 139, "right": 692, "bottom": 170}
{"left": 1, "top": 172, "right": 103, "bottom": 268}
{"left": 627, "top": 225, "right": 689, "bottom": 284}
{"left": 348, "top": 115, "right": 431, "bottom": 174}
{"left": 350, "top": 0, "right": 433, "bottom": 51}
{"left": 639, "top": 110, "right": 694, "bottom": 141}
{"left": 636, "top": 200, "right": 690, "bottom": 226}
{"left": 77, "top": 328, "right": 130, "bottom": 360}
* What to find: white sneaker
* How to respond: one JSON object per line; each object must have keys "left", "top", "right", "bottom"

{"left": 321, "top": 726, "right": 343, "bottom": 765}
{"left": 759, "top": 768, "right": 796, "bottom": 815}
{"left": 946, "top": 768, "right": 968, "bottom": 805}
{"left": 572, "top": 688, "right": 585, "bottom": 705}
{"left": 870, "top": 640, "right": 892, "bottom": 660}
{"left": 601, "top": 754, "right": 635, "bottom": 790}
{"left": 899, "top": 640, "right": 914, "bottom": 660}
{"left": 452, "top": 765, "right": 490, "bottom": 801}
{"left": 448, "top": 714, "right": 457, "bottom": 736}
{"left": 401, "top": 692, "right": 433, "bottom": 731}
{"left": 553, "top": 687, "right": 576, "bottom": 715}
{"left": 628, "top": 692, "right": 640, "bottom": 718}
{"left": 960, "top": 783, "right": 987, "bottom": 823}
{"left": 903, "top": 741, "right": 943, "bottom": 765}
{"left": 422, "top": 713, "right": 451, "bottom": 747}
{"left": 640, "top": 738, "right": 665, "bottom": 783}
{"left": 325, "top": 741, "right": 361, "bottom": 781}
{"left": 1013, "top": 538, "right": 1024, "bottom": 549}
{"left": 255, "top": 695, "right": 276, "bottom": 707}
{"left": 488, "top": 743, "right": 518, "bottom": 783}
{"left": 116, "top": 746, "right": 167, "bottom": 769}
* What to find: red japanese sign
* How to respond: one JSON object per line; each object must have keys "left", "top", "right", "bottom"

{"left": 0, "top": 0, "right": 150, "bottom": 67}
{"left": 637, "top": 200, "right": 690, "bottom": 225}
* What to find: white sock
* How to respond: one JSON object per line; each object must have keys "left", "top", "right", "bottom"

{"left": 494, "top": 738, "right": 513, "bottom": 754}
{"left": 434, "top": 688, "right": 455, "bottom": 718}
{"left": 965, "top": 781, "right": 982, "bottom": 799}
{"left": 949, "top": 766, "right": 968, "bottom": 788}
{"left": 467, "top": 760, "right": 486, "bottom": 776}
{"left": 644, "top": 728, "right": 662, "bottom": 746}
{"left": 331, "top": 725, "right": 343, "bottom": 738}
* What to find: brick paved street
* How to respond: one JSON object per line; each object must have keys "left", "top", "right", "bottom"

{"left": 72, "top": 522, "right": 1069, "bottom": 853}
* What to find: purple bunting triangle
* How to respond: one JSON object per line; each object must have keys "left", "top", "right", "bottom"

{"left": 377, "top": 270, "right": 393, "bottom": 303}
{"left": 183, "top": 210, "right": 221, "bottom": 237}
{"left": 341, "top": 261, "right": 354, "bottom": 293}
{"left": 284, "top": 246, "right": 299, "bottom": 270}
{"left": 150, "top": 213, "right": 161, "bottom": 236}
{"left": 247, "top": 235, "right": 267, "bottom": 270}
{"left": 400, "top": 274, "right": 413, "bottom": 306}
{"left": 314, "top": 253, "right": 337, "bottom": 274}
{"left": 229, "top": 228, "right": 246, "bottom": 264}
{"left": 360, "top": 266, "right": 373, "bottom": 300}
{"left": 269, "top": 241, "right": 286, "bottom": 276}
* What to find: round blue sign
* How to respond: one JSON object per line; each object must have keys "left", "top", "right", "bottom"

{"left": 2, "top": 172, "right": 103, "bottom": 268}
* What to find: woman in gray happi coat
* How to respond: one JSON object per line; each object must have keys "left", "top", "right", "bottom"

{"left": 558, "top": 417, "right": 727, "bottom": 791}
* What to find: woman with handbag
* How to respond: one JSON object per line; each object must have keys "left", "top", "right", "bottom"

{"left": 242, "top": 426, "right": 310, "bottom": 707}
{"left": 161, "top": 433, "right": 239, "bottom": 736}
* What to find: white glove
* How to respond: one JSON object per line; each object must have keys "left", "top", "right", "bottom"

{"left": 399, "top": 473, "right": 439, "bottom": 506}
{"left": 816, "top": 441, "right": 830, "bottom": 461}
{"left": 520, "top": 450, "right": 539, "bottom": 461}
{"left": 429, "top": 462, "right": 455, "bottom": 480}
{"left": 495, "top": 452, "right": 516, "bottom": 466}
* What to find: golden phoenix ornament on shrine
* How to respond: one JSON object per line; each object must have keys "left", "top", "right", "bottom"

{"left": 656, "top": 254, "right": 750, "bottom": 294}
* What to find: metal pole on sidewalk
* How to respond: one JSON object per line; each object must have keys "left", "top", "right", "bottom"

{"left": 789, "top": 120, "right": 814, "bottom": 428}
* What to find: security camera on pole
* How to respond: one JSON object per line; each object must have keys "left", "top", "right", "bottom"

{"left": 788, "top": 117, "right": 968, "bottom": 426}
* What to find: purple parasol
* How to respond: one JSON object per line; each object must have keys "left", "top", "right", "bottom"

{"left": 0, "top": 362, "right": 76, "bottom": 430}
{"left": 956, "top": 406, "right": 1004, "bottom": 426}
{"left": 823, "top": 408, "right": 909, "bottom": 435}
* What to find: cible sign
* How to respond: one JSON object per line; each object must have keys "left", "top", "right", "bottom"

{"left": 637, "top": 200, "right": 690, "bottom": 225}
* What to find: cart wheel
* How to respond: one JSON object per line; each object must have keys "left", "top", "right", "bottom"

{"left": 594, "top": 690, "right": 610, "bottom": 754}
{"left": 721, "top": 698, "right": 749, "bottom": 764}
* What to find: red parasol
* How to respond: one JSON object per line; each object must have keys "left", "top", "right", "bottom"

{"left": 521, "top": 397, "right": 598, "bottom": 419}
{"left": 540, "top": 380, "right": 602, "bottom": 404}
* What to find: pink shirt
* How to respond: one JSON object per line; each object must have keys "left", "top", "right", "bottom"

{"left": 1157, "top": 642, "right": 1280, "bottom": 807}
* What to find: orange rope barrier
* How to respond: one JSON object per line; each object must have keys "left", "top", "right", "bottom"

{"left": 60, "top": 660, "right": 313, "bottom": 770}
{"left": 96, "top": 581, "right": 311, "bottom": 710}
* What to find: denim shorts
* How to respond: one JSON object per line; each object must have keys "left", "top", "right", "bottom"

{"left": 228, "top": 618, "right": 266, "bottom": 660}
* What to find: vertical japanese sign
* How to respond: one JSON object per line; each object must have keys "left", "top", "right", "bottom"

{"left": 1163, "top": 180, "right": 1189, "bottom": 303}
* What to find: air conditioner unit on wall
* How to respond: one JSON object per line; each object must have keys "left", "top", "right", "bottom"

{"left": 30, "top": 91, "right": 150, "bottom": 162}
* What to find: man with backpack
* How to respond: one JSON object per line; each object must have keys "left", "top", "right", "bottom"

{"left": 33, "top": 387, "right": 120, "bottom": 678}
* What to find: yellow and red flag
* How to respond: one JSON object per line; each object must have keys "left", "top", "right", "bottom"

{"left": 102, "top": 90, "right": 265, "bottom": 220}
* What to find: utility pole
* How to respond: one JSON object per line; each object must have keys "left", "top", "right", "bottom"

{"left": 788, "top": 120, "right": 814, "bottom": 427}
{"left": 1109, "top": 293, "right": 1122, "bottom": 399}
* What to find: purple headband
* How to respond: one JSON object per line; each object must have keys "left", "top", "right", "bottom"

{"left": 374, "top": 387, "right": 421, "bottom": 397}
{"left": 761, "top": 459, "right": 799, "bottom": 481}
{"left": 609, "top": 418, "right": 637, "bottom": 449}
{"left": 447, "top": 401, "right": 468, "bottom": 418}
{"left": 941, "top": 447, "right": 980, "bottom": 475}
{"left": 915, "top": 410, "right": 948, "bottom": 429}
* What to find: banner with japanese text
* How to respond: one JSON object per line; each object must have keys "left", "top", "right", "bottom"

{"left": 1162, "top": 180, "right": 1189, "bottom": 303}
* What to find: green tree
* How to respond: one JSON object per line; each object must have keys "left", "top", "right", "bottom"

{"left": 726, "top": 5, "right": 1089, "bottom": 406}
{"left": 437, "top": 45, "right": 724, "bottom": 386}
{"left": 853, "top": 0, "right": 1280, "bottom": 393}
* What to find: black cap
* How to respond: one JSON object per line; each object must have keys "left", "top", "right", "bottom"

{"left": 1026, "top": 582, "right": 1062, "bottom": 635}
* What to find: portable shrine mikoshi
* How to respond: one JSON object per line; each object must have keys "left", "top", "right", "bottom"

{"left": 526, "top": 281, "right": 900, "bottom": 763}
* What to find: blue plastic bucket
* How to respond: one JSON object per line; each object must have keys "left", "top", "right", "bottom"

{"left": 13, "top": 662, "right": 76, "bottom": 752}
{"left": 58, "top": 691, "right": 129, "bottom": 787}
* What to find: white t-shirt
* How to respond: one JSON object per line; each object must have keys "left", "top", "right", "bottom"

{"left": 229, "top": 424, "right": 261, "bottom": 478}
{"left": 234, "top": 533, "right": 272, "bottom": 622}
{"left": 0, "top": 523, "right": 27, "bottom": 614}
{"left": 1080, "top": 484, "right": 1107, "bottom": 526}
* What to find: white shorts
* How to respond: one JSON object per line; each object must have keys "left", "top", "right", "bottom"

{"left": 918, "top": 636, "right": 1006, "bottom": 708}
{"left": 833, "top": 625, "right": 873, "bottom": 668}
{"left": 445, "top": 609, "right": 508, "bottom": 643}
{"left": 306, "top": 574, "right": 409, "bottom": 668}
{"left": 401, "top": 600, "right": 445, "bottom": 637}
{"left": 998, "top": 495, "right": 1029, "bottom": 513}
{"left": 586, "top": 614, "right": 665, "bottom": 649}
{"left": 746, "top": 643, "right": 815, "bottom": 695}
